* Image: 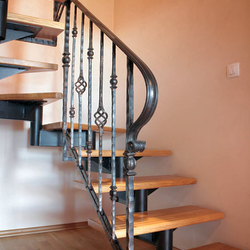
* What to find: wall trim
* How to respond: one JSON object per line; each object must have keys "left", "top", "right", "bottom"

{"left": 0, "top": 221, "right": 88, "bottom": 238}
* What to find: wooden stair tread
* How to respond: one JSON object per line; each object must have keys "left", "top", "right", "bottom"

{"left": 43, "top": 121, "right": 126, "bottom": 133}
{"left": 7, "top": 12, "right": 64, "bottom": 40}
{"left": 188, "top": 243, "right": 240, "bottom": 250}
{"left": 79, "top": 149, "right": 172, "bottom": 157}
{"left": 90, "top": 205, "right": 224, "bottom": 238}
{"left": 0, "top": 57, "right": 58, "bottom": 73}
{"left": 73, "top": 175, "right": 196, "bottom": 193}
{"left": 0, "top": 92, "right": 63, "bottom": 105}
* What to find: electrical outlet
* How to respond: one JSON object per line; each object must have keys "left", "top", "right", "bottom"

{"left": 227, "top": 62, "right": 240, "bottom": 78}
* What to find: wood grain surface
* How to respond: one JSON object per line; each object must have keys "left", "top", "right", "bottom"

{"left": 90, "top": 206, "right": 224, "bottom": 238}
{"left": 73, "top": 175, "right": 197, "bottom": 193}
{"left": 188, "top": 243, "right": 241, "bottom": 250}
{"left": 7, "top": 12, "right": 64, "bottom": 40}
{"left": 0, "top": 56, "right": 58, "bottom": 73}
{"left": 0, "top": 92, "right": 63, "bottom": 105}
{"left": 43, "top": 121, "right": 126, "bottom": 133}
{"left": 0, "top": 226, "right": 158, "bottom": 250}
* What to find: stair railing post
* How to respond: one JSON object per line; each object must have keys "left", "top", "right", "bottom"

{"left": 0, "top": 0, "right": 8, "bottom": 41}
{"left": 69, "top": 5, "right": 78, "bottom": 148}
{"left": 124, "top": 57, "right": 136, "bottom": 250}
{"left": 62, "top": 0, "right": 71, "bottom": 160}
{"left": 87, "top": 20, "right": 94, "bottom": 187}
{"left": 94, "top": 30, "right": 108, "bottom": 213}
{"left": 75, "top": 12, "right": 87, "bottom": 166}
{"left": 110, "top": 42, "right": 118, "bottom": 240}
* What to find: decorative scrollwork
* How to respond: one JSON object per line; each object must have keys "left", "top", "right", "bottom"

{"left": 62, "top": 52, "right": 70, "bottom": 67}
{"left": 110, "top": 75, "right": 118, "bottom": 89}
{"left": 75, "top": 76, "right": 87, "bottom": 95}
{"left": 94, "top": 108, "right": 108, "bottom": 128}
{"left": 124, "top": 152, "right": 136, "bottom": 174}
{"left": 69, "top": 106, "right": 75, "bottom": 118}
{"left": 87, "top": 48, "right": 94, "bottom": 60}
{"left": 109, "top": 186, "right": 118, "bottom": 202}
{"left": 127, "top": 140, "right": 146, "bottom": 153}
{"left": 72, "top": 27, "right": 78, "bottom": 38}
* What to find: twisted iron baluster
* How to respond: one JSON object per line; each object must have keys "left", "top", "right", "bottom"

{"left": 69, "top": 5, "right": 78, "bottom": 148}
{"left": 75, "top": 12, "right": 87, "bottom": 166}
{"left": 125, "top": 57, "right": 135, "bottom": 250}
{"left": 62, "top": 0, "right": 71, "bottom": 159}
{"left": 87, "top": 20, "right": 94, "bottom": 188}
{"left": 110, "top": 42, "right": 118, "bottom": 240}
{"left": 94, "top": 31, "right": 108, "bottom": 213}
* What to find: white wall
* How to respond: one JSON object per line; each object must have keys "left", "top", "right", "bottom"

{"left": 113, "top": 0, "right": 250, "bottom": 249}
{"left": 0, "top": 0, "right": 116, "bottom": 231}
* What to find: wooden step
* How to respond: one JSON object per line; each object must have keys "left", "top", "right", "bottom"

{"left": 73, "top": 175, "right": 196, "bottom": 193}
{"left": 0, "top": 56, "right": 58, "bottom": 73}
{"left": 0, "top": 92, "right": 63, "bottom": 105}
{"left": 188, "top": 243, "right": 240, "bottom": 250}
{"left": 79, "top": 149, "right": 172, "bottom": 158}
{"left": 7, "top": 12, "right": 64, "bottom": 40}
{"left": 43, "top": 121, "right": 126, "bottom": 133}
{"left": 90, "top": 205, "right": 224, "bottom": 238}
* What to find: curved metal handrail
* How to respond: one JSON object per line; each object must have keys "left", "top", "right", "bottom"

{"left": 72, "top": 0, "right": 158, "bottom": 147}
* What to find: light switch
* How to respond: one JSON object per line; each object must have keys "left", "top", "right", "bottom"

{"left": 227, "top": 62, "right": 240, "bottom": 78}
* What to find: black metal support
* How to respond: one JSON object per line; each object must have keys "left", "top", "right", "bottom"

{"left": 0, "top": 0, "right": 8, "bottom": 41}
{"left": 0, "top": 101, "right": 42, "bottom": 121}
{"left": 2, "top": 22, "right": 41, "bottom": 44}
{"left": 30, "top": 105, "right": 43, "bottom": 146}
{"left": 31, "top": 129, "right": 89, "bottom": 147}
{"left": 116, "top": 157, "right": 124, "bottom": 178}
{"left": 18, "top": 37, "right": 57, "bottom": 47}
{"left": 3, "top": 20, "right": 57, "bottom": 46}
{"left": 156, "top": 230, "right": 174, "bottom": 250}
{"left": 135, "top": 189, "right": 148, "bottom": 212}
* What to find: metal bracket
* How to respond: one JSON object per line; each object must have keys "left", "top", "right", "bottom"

{"left": 1, "top": 22, "right": 41, "bottom": 44}
{"left": 32, "top": 129, "right": 88, "bottom": 147}
{"left": 0, "top": 100, "right": 43, "bottom": 121}
{"left": 2, "top": 21, "right": 57, "bottom": 46}
{"left": 19, "top": 37, "right": 58, "bottom": 47}
{"left": 0, "top": 65, "right": 28, "bottom": 80}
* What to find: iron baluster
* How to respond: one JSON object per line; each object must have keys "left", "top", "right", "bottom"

{"left": 94, "top": 31, "right": 108, "bottom": 213}
{"left": 69, "top": 5, "right": 78, "bottom": 148}
{"left": 75, "top": 12, "right": 87, "bottom": 166}
{"left": 87, "top": 20, "right": 94, "bottom": 188}
{"left": 62, "top": 0, "right": 71, "bottom": 160}
{"left": 125, "top": 57, "right": 135, "bottom": 250}
{"left": 110, "top": 42, "right": 118, "bottom": 240}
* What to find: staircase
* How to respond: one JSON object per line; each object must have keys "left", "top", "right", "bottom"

{"left": 0, "top": 1, "right": 240, "bottom": 250}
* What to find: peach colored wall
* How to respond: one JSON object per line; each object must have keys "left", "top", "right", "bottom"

{"left": 114, "top": 0, "right": 250, "bottom": 249}
{"left": 0, "top": 0, "right": 115, "bottom": 231}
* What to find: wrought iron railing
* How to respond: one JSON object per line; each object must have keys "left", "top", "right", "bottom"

{"left": 60, "top": 0, "right": 158, "bottom": 249}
